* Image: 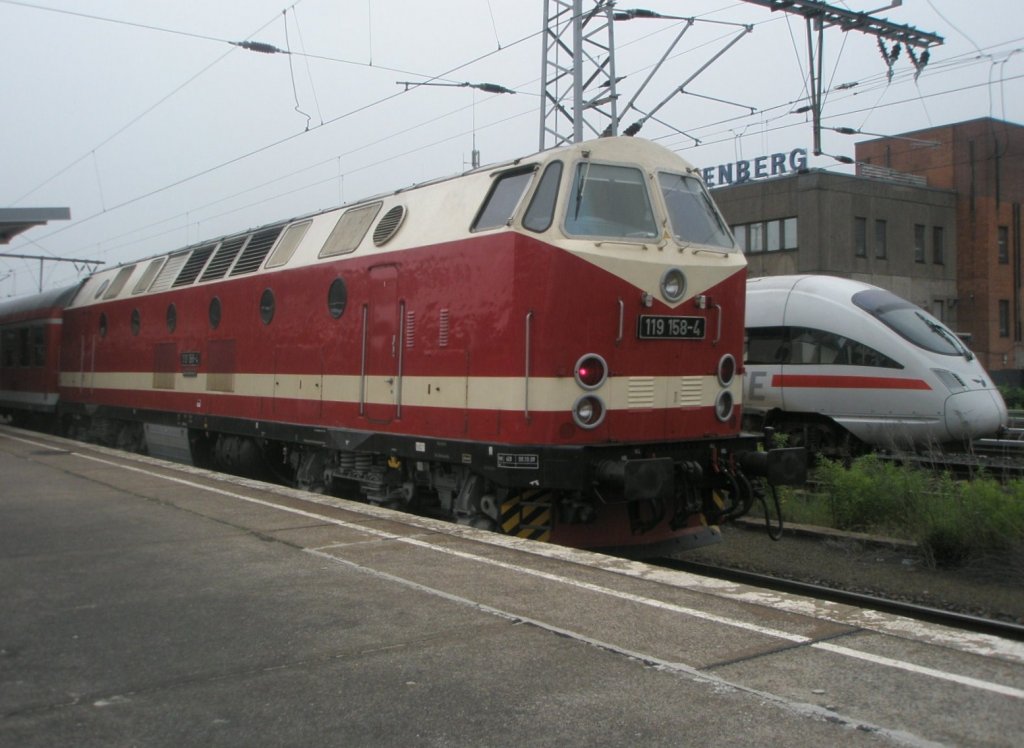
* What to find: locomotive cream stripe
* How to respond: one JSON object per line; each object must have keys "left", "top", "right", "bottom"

{"left": 58, "top": 371, "right": 740, "bottom": 412}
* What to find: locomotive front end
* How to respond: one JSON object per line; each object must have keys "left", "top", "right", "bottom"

{"left": 494, "top": 138, "right": 797, "bottom": 553}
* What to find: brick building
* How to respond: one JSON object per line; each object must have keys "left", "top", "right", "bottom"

{"left": 856, "top": 118, "right": 1024, "bottom": 372}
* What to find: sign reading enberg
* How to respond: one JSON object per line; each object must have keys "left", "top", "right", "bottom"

{"left": 701, "top": 148, "right": 808, "bottom": 187}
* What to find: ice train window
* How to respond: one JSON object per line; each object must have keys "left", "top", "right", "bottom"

{"left": 745, "top": 326, "right": 901, "bottom": 369}
{"left": 658, "top": 173, "right": 734, "bottom": 249}
{"left": 522, "top": 161, "right": 563, "bottom": 232}
{"left": 852, "top": 288, "right": 969, "bottom": 357}
{"left": 565, "top": 163, "right": 657, "bottom": 239}
{"left": 473, "top": 168, "right": 534, "bottom": 231}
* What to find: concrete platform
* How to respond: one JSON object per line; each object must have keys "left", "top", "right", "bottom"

{"left": 2, "top": 425, "right": 1023, "bottom": 747}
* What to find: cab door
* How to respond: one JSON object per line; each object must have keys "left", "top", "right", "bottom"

{"left": 363, "top": 264, "right": 401, "bottom": 424}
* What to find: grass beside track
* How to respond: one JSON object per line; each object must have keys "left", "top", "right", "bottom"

{"left": 753, "top": 454, "right": 1024, "bottom": 574}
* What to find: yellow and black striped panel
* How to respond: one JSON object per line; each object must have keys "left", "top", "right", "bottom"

{"left": 500, "top": 490, "right": 553, "bottom": 542}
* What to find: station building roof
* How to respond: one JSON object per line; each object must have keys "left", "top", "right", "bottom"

{"left": 0, "top": 207, "right": 71, "bottom": 244}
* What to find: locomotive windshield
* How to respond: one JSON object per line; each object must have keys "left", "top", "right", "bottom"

{"left": 853, "top": 288, "right": 973, "bottom": 359}
{"left": 658, "top": 172, "right": 736, "bottom": 250}
{"left": 564, "top": 163, "right": 658, "bottom": 239}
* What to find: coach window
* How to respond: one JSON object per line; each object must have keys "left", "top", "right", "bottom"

{"left": 209, "top": 297, "right": 222, "bottom": 330}
{"left": 327, "top": 278, "right": 348, "bottom": 319}
{"left": 260, "top": 289, "right": 275, "bottom": 325}
{"left": 99, "top": 313, "right": 108, "bottom": 338}
{"left": 32, "top": 326, "right": 46, "bottom": 366}
{"left": 131, "top": 309, "right": 141, "bottom": 336}
{"left": 473, "top": 168, "right": 534, "bottom": 231}
{"left": 2, "top": 329, "right": 16, "bottom": 366}
{"left": 18, "top": 328, "right": 30, "bottom": 365}
{"left": 166, "top": 303, "right": 177, "bottom": 333}
{"left": 522, "top": 161, "right": 563, "bottom": 232}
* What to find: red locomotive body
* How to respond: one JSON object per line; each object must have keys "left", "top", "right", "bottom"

{"left": 6, "top": 137, "right": 800, "bottom": 555}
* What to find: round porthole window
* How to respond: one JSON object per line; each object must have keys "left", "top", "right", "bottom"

{"left": 327, "top": 277, "right": 347, "bottom": 319}
{"left": 130, "top": 309, "right": 141, "bottom": 336}
{"left": 209, "top": 297, "right": 222, "bottom": 330}
{"left": 98, "top": 313, "right": 108, "bottom": 338}
{"left": 166, "top": 303, "right": 177, "bottom": 333}
{"left": 260, "top": 288, "right": 275, "bottom": 325}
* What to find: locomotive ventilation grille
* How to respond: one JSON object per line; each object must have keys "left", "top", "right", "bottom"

{"left": 677, "top": 377, "right": 703, "bottom": 407}
{"left": 627, "top": 377, "right": 656, "bottom": 409}
{"left": 230, "top": 226, "right": 283, "bottom": 275}
{"left": 373, "top": 205, "right": 406, "bottom": 246}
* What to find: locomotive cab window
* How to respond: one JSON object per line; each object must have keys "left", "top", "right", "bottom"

{"left": 522, "top": 161, "right": 563, "bottom": 233}
{"left": 564, "top": 163, "right": 657, "bottom": 239}
{"left": 472, "top": 168, "right": 534, "bottom": 231}
{"left": 658, "top": 172, "right": 735, "bottom": 250}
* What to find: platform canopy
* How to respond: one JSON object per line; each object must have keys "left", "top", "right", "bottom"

{"left": 0, "top": 207, "right": 71, "bottom": 244}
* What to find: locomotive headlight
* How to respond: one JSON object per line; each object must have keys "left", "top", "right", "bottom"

{"left": 572, "top": 394, "right": 606, "bottom": 429}
{"left": 714, "top": 390, "right": 734, "bottom": 422}
{"left": 575, "top": 353, "right": 608, "bottom": 390}
{"left": 660, "top": 267, "right": 686, "bottom": 303}
{"left": 717, "top": 353, "right": 736, "bottom": 387}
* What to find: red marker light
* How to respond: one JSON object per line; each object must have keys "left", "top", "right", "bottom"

{"left": 574, "top": 354, "right": 607, "bottom": 390}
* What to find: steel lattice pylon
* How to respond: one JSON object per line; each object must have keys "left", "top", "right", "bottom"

{"left": 538, "top": 0, "right": 619, "bottom": 150}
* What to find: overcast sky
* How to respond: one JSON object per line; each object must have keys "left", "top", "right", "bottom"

{"left": 2, "top": 0, "right": 1021, "bottom": 296}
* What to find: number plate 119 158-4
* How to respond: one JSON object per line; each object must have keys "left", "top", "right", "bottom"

{"left": 637, "top": 315, "right": 706, "bottom": 340}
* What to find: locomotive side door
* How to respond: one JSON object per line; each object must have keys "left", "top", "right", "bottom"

{"left": 363, "top": 264, "right": 401, "bottom": 424}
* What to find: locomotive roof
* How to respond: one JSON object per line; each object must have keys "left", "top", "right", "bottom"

{"left": 65, "top": 136, "right": 702, "bottom": 310}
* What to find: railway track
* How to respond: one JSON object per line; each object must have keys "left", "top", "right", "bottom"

{"left": 658, "top": 555, "right": 1024, "bottom": 641}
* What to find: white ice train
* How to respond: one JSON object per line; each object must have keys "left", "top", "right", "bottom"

{"left": 743, "top": 275, "right": 1008, "bottom": 455}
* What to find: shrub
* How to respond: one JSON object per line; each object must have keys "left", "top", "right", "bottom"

{"left": 811, "top": 456, "right": 1024, "bottom": 571}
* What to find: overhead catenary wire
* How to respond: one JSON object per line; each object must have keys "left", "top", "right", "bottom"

{"left": 2, "top": 1, "right": 1022, "bottom": 293}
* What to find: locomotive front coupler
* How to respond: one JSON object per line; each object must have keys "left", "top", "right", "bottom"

{"left": 735, "top": 433, "right": 808, "bottom": 488}
{"left": 595, "top": 457, "right": 675, "bottom": 505}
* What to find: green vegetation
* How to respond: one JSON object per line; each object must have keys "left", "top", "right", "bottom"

{"left": 764, "top": 455, "right": 1024, "bottom": 571}
{"left": 998, "top": 385, "right": 1024, "bottom": 409}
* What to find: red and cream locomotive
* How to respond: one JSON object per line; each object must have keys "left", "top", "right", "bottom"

{"left": 1, "top": 137, "right": 799, "bottom": 556}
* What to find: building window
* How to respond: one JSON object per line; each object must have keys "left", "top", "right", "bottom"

{"left": 732, "top": 218, "right": 797, "bottom": 254}
{"left": 782, "top": 217, "right": 798, "bottom": 250}
{"left": 874, "top": 219, "right": 887, "bottom": 259}
{"left": 998, "top": 226, "right": 1009, "bottom": 264}
{"left": 933, "top": 226, "right": 944, "bottom": 265}
{"left": 731, "top": 224, "right": 747, "bottom": 252}
{"left": 748, "top": 222, "right": 764, "bottom": 253}
{"left": 917, "top": 224, "right": 933, "bottom": 262}
{"left": 854, "top": 217, "right": 867, "bottom": 257}
{"left": 999, "top": 299, "right": 1010, "bottom": 337}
